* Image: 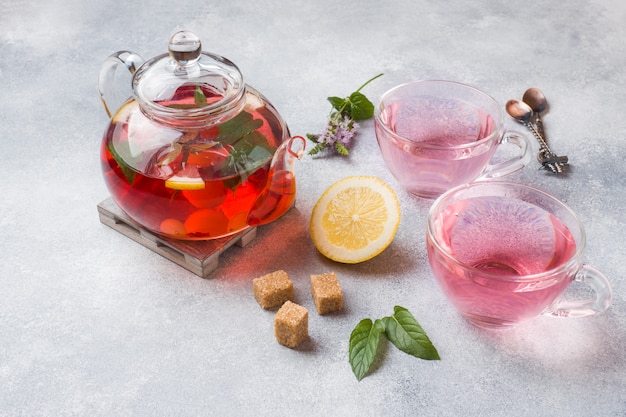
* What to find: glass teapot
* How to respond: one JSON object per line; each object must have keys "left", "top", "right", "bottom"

{"left": 98, "top": 31, "right": 305, "bottom": 240}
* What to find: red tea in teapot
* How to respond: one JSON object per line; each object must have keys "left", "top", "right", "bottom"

{"left": 99, "top": 32, "right": 304, "bottom": 240}
{"left": 101, "top": 86, "right": 300, "bottom": 239}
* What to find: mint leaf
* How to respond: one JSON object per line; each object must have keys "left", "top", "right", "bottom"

{"left": 334, "top": 142, "right": 349, "bottom": 156}
{"left": 306, "top": 133, "right": 320, "bottom": 143}
{"left": 106, "top": 141, "right": 137, "bottom": 184}
{"left": 220, "top": 131, "right": 273, "bottom": 191}
{"left": 327, "top": 93, "right": 374, "bottom": 120}
{"left": 348, "top": 92, "right": 375, "bottom": 120}
{"left": 348, "top": 305, "right": 440, "bottom": 381}
{"left": 307, "top": 73, "right": 383, "bottom": 156}
{"left": 194, "top": 86, "right": 207, "bottom": 106}
{"left": 349, "top": 318, "right": 385, "bottom": 381}
{"left": 383, "top": 306, "right": 440, "bottom": 360}
{"left": 327, "top": 96, "right": 348, "bottom": 113}
{"left": 307, "top": 142, "right": 325, "bottom": 155}
{"left": 216, "top": 112, "right": 270, "bottom": 188}
{"left": 216, "top": 111, "right": 264, "bottom": 146}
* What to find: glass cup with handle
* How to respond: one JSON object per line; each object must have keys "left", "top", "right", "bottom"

{"left": 426, "top": 180, "right": 612, "bottom": 328}
{"left": 375, "top": 80, "right": 532, "bottom": 198}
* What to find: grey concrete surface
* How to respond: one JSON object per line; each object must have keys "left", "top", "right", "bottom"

{"left": 1, "top": 0, "right": 625, "bottom": 415}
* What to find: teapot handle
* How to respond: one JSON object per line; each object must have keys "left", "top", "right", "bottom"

{"left": 98, "top": 51, "right": 145, "bottom": 118}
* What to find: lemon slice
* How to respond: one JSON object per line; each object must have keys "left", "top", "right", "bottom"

{"left": 164, "top": 165, "right": 206, "bottom": 190}
{"left": 310, "top": 176, "right": 401, "bottom": 263}
{"left": 165, "top": 175, "right": 205, "bottom": 190}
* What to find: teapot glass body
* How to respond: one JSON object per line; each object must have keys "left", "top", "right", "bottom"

{"left": 99, "top": 32, "right": 304, "bottom": 240}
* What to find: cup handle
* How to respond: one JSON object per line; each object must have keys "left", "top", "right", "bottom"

{"left": 544, "top": 265, "right": 613, "bottom": 318}
{"left": 477, "top": 129, "right": 533, "bottom": 179}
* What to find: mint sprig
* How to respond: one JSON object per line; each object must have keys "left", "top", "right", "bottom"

{"left": 155, "top": 87, "right": 273, "bottom": 191}
{"left": 348, "top": 306, "right": 440, "bottom": 381}
{"left": 307, "top": 73, "right": 383, "bottom": 156}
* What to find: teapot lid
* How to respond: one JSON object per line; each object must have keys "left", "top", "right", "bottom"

{"left": 133, "top": 31, "right": 245, "bottom": 122}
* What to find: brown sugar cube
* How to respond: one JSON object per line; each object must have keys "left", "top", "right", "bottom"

{"left": 274, "top": 301, "right": 308, "bottom": 348}
{"left": 253, "top": 270, "right": 294, "bottom": 310}
{"left": 310, "top": 272, "right": 343, "bottom": 315}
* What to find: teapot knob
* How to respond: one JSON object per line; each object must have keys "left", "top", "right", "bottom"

{"left": 168, "top": 31, "right": 202, "bottom": 65}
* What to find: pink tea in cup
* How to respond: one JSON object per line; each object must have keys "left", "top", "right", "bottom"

{"left": 426, "top": 181, "right": 612, "bottom": 328}
{"left": 375, "top": 81, "right": 531, "bottom": 198}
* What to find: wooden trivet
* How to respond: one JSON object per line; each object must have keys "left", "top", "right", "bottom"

{"left": 97, "top": 197, "right": 257, "bottom": 278}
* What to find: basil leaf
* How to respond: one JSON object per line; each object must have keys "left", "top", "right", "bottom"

{"left": 349, "top": 318, "right": 385, "bottom": 381}
{"left": 348, "top": 91, "right": 375, "bottom": 120}
{"left": 383, "top": 306, "right": 440, "bottom": 360}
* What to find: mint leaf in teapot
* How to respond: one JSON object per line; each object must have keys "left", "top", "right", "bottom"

{"left": 166, "top": 86, "right": 209, "bottom": 109}
{"left": 154, "top": 108, "right": 272, "bottom": 192}
{"left": 106, "top": 141, "right": 137, "bottom": 184}
{"left": 215, "top": 115, "right": 272, "bottom": 190}
{"left": 194, "top": 85, "right": 208, "bottom": 106}
{"left": 348, "top": 305, "right": 440, "bottom": 381}
{"left": 307, "top": 73, "right": 383, "bottom": 156}
{"left": 216, "top": 111, "right": 263, "bottom": 145}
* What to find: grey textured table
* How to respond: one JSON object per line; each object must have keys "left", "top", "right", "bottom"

{"left": 1, "top": 1, "right": 625, "bottom": 416}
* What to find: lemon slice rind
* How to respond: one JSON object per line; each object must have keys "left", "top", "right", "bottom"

{"left": 165, "top": 175, "right": 206, "bottom": 190}
{"left": 310, "top": 176, "right": 401, "bottom": 264}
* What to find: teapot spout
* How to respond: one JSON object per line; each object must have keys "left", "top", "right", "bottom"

{"left": 247, "top": 136, "right": 306, "bottom": 226}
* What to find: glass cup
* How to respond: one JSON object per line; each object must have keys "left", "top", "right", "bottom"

{"left": 374, "top": 80, "right": 532, "bottom": 198}
{"left": 426, "top": 180, "right": 612, "bottom": 328}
